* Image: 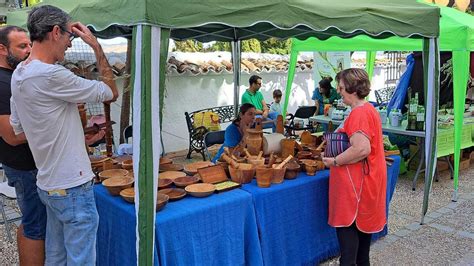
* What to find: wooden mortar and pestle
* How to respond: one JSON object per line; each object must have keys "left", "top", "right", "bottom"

{"left": 221, "top": 153, "right": 255, "bottom": 184}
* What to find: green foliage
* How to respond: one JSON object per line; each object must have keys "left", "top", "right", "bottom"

{"left": 241, "top": 39, "right": 261, "bottom": 53}
{"left": 173, "top": 40, "right": 203, "bottom": 52}
{"left": 208, "top": 41, "right": 231, "bottom": 52}
{"left": 174, "top": 38, "right": 293, "bottom": 54}
{"left": 261, "top": 38, "right": 292, "bottom": 55}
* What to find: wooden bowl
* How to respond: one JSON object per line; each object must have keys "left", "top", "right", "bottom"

{"left": 298, "top": 159, "right": 314, "bottom": 172}
{"left": 156, "top": 193, "right": 169, "bottom": 212}
{"left": 229, "top": 163, "right": 255, "bottom": 184}
{"left": 285, "top": 162, "right": 301, "bottom": 179}
{"left": 90, "top": 155, "right": 109, "bottom": 166}
{"left": 271, "top": 164, "right": 286, "bottom": 184}
{"left": 159, "top": 188, "right": 187, "bottom": 201}
{"left": 304, "top": 160, "right": 318, "bottom": 176}
{"left": 159, "top": 163, "right": 184, "bottom": 172}
{"left": 183, "top": 161, "right": 214, "bottom": 175}
{"left": 159, "top": 157, "right": 173, "bottom": 165}
{"left": 247, "top": 156, "right": 265, "bottom": 167}
{"left": 102, "top": 177, "right": 134, "bottom": 196}
{"left": 119, "top": 187, "right": 135, "bottom": 203}
{"left": 98, "top": 169, "right": 129, "bottom": 182}
{"left": 185, "top": 183, "right": 215, "bottom": 198}
{"left": 297, "top": 151, "right": 313, "bottom": 160}
{"left": 121, "top": 159, "right": 133, "bottom": 170}
{"left": 158, "top": 178, "right": 173, "bottom": 190}
{"left": 159, "top": 171, "right": 186, "bottom": 180}
{"left": 173, "top": 176, "right": 199, "bottom": 188}
{"left": 255, "top": 165, "right": 273, "bottom": 188}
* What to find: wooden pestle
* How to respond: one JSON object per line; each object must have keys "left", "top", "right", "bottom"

{"left": 243, "top": 148, "right": 252, "bottom": 158}
{"left": 224, "top": 147, "right": 239, "bottom": 161}
{"left": 220, "top": 154, "right": 240, "bottom": 169}
{"left": 274, "top": 155, "right": 293, "bottom": 169}
{"left": 256, "top": 151, "right": 263, "bottom": 160}
{"left": 316, "top": 140, "right": 326, "bottom": 151}
{"left": 267, "top": 152, "right": 275, "bottom": 168}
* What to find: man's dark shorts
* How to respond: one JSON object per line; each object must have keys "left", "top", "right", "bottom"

{"left": 4, "top": 165, "right": 46, "bottom": 240}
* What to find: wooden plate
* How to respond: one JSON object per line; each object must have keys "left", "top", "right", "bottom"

{"left": 185, "top": 183, "right": 215, "bottom": 198}
{"left": 159, "top": 163, "right": 184, "bottom": 172}
{"left": 159, "top": 188, "right": 187, "bottom": 201}
{"left": 159, "top": 171, "right": 186, "bottom": 180}
{"left": 156, "top": 193, "right": 169, "bottom": 212}
{"left": 173, "top": 176, "right": 199, "bottom": 188}
{"left": 158, "top": 178, "right": 173, "bottom": 189}
{"left": 98, "top": 169, "right": 129, "bottom": 182}
{"left": 119, "top": 187, "right": 135, "bottom": 203}
{"left": 159, "top": 157, "right": 173, "bottom": 165}
{"left": 183, "top": 161, "right": 214, "bottom": 175}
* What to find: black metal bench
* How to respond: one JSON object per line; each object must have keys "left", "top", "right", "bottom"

{"left": 185, "top": 105, "right": 236, "bottom": 160}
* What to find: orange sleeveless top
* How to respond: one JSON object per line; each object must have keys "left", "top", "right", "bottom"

{"left": 328, "top": 103, "right": 387, "bottom": 233}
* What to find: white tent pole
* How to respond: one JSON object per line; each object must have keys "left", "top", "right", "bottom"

{"left": 232, "top": 40, "right": 241, "bottom": 116}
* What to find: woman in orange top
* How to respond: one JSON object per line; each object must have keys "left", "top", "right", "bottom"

{"left": 322, "top": 68, "right": 387, "bottom": 266}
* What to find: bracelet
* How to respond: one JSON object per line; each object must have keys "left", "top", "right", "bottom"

{"left": 333, "top": 156, "right": 338, "bottom": 166}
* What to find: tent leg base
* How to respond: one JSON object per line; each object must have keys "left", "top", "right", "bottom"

{"left": 451, "top": 190, "right": 458, "bottom": 202}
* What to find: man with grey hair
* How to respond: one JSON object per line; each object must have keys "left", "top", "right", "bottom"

{"left": 9, "top": 5, "right": 118, "bottom": 265}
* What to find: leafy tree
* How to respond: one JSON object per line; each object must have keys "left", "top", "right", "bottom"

{"left": 241, "top": 39, "right": 261, "bottom": 53}
{"left": 173, "top": 40, "right": 203, "bottom": 52}
{"left": 208, "top": 41, "right": 231, "bottom": 52}
{"left": 260, "top": 38, "right": 292, "bottom": 54}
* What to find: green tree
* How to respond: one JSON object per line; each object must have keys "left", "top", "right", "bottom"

{"left": 261, "top": 38, "right": 292, "bottom": 54}
{"left": 208, "top": 41, "right": 231, "bottom": 52}
{"left": 241, "top": 39, "right": 261, "bottom": 53}
{"left": 173, "top": 40, "right": 203, "bottom": 52}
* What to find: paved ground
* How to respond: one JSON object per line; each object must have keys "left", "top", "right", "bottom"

{"left": 1, "top": 154, "right": 473, "bottom": 265}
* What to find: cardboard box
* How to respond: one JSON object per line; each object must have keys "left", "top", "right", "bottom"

{"left": 436, "top": 160, "right": 449, "bottom": 172}
{"left": 459, "top": 158, "right": 470, "bottom": 171}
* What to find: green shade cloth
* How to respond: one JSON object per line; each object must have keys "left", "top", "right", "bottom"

{"left": 8, "top": 0, "right": 440, "bottom": 40}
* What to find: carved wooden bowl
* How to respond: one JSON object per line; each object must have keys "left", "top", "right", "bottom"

{"left": 102, "top": 177, "right": 134, "bottom": 196}
{"left": 98, "top": 169, "right": 129, "bottom": 182}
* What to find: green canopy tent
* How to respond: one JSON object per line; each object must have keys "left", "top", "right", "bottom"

{"left": 7, "top": 0, "right": 440, "bottom": 264}
{"left": 284, "top": 3, "right": 472, "bottom": 223}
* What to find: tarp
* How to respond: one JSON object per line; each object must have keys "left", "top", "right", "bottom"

{"left": 286, "top": 3, "right": 471, "bottom": 222}
{"left": 7, "top": 0, "right": 440, "bottom": 264}
{"left": 8, "top": 0, "right": 441, "bottom": 40}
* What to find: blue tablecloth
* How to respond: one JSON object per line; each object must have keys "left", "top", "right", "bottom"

{"left": 95, "top": 185, "right": 263, "bottom": 266}
{"left": 241, "top": 155, "right": 400, "bottom": 265}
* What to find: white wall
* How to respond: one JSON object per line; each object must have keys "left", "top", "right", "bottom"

{"left": 110, "top": 66, "right": 393, "bottom": 153}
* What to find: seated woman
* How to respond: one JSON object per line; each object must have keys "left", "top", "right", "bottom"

{"left": 312, "top": 77, "right": 341, "bottom": 115}
{"left": 212, "top": 103, "right": 256, "bottom": 163}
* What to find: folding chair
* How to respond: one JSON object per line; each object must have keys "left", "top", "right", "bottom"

{"left": 203, "top": 130, "right": 225, "bottom": 161}
{"left": 284, "top": 106, "right": 317, "bottom": 137}
{"left": 123, "top": 125, "right": 133, "bottom": 143}
{"left": 0, "top": 181, "right": 21, "bottom": 242}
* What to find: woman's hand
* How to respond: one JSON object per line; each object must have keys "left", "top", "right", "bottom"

{"left": 322, "top": 156, "right": 336, "bottom": 168}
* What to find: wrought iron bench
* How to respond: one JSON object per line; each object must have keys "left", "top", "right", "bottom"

{"left": 185, "top": 105, "right": 236, "bottom": 160}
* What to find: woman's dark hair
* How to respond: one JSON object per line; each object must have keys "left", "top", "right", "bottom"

{"left": 318, "top": 77, "right": 334, "bottom": 98}
{"left": 233, "top": 103, "right": 255, "bottom": 124}
{"left": 335, "top": 68, "right": 371, "bottom": 99}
